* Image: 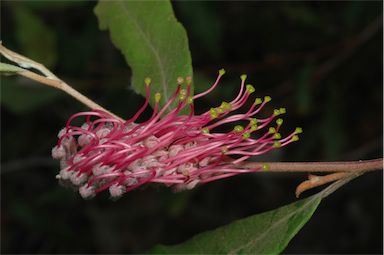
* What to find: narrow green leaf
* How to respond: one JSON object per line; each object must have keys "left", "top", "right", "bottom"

{"left": 0, "top": 62, "right": 25, "bottom": 74}
{"left": 94, "top": 1, "right": 193, "bottom": 110}
{"left": 149, "top": 195, "right": 321, "bottom": 254}
{"left": 148, "top": 175, "right": 358, "bottom": 254}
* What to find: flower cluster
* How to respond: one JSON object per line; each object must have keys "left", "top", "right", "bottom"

{"left": 52, "top": 70, "right": 302, "bottom": 199}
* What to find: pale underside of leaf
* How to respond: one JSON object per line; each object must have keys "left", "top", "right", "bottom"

{"left": 0, "top": 62, "right": 25, "bottom": 74}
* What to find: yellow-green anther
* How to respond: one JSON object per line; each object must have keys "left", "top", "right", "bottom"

{"left": 250, "top": 118, "right": 257, "bottom": 126}
{"left": 250, "top": 125, "right": 258, "bottom": 131}
{"left": 274, "top": 133, "right": 281, "bottom": 139}
{"left": 276, "top": 118, "right": 283, "bottom": 126}
{"left": 273, "top": 109, "right": 280, "bottom": 116}
{"left": 240, "top": 74, "right": 247, "bottom": 81}
{"left": 179, "top": 89, "right": 187, "bottom": 100}
{"left": 218, "top": 102, "right": 228, "bottom": 113}
{"left": 264, "top": 96, "right": 271, "bottom": 103}
{"left": 292, "top": 135, "right": 299, "bottom": 141}
{"left": 201, "top": 127, "right": 210, "bottom": 134}
{"left": 273, "top": 141, "right": 281, "bottom": 148}
{"left": 177, "top": 77, "right": 184, "bottom": 84}
{"left": 246, "top": 84, "right": 255, "bottom": 94}
{"left": 219, "top": 68, "right": 226, "bottom": 76}
{"left": 242, "top": 132, "right": 251, "bottom": 140}
{"left": 254, "top": 98, "right": 262, "bottom": 105}
{"left": 180, "top": 89, "right": 187, "bottom": 96}
{"left": 233, "top": 125, "right": 244, "bottom": 133}
{"left": 155, "top": 93, "right": 161, "bottom": 103}
{"left": 221, "top": 146, "right": 228, "bottom": 154}
{"left": 144, "top": 77, "right": 151, "bottom": 86}
{"left": 268, "top": 127, "right": 276, "bottom": 134}
{"left": 220, "top": 101, "right": 231, "bottom": 110}
{"left": 210, "top": 108, "right": 218, "bottom": 119}
{"left": 187, "top": 96, "right": 193, "bottom": 104}
{"left": 262, "top": 164, "right": 270, "bottom": 171}
{"left": 295, "top": 127, "right": 303, "bottom": 134}
{"left": 186, "top": 76, "right": 192, "bottom": 83}
{"left": 279, "top": 107, "right": 286, "bottom": 114}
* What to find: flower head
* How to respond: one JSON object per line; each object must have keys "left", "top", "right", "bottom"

{"left": 52, "top": 70, "right": 302, "bottom": 199}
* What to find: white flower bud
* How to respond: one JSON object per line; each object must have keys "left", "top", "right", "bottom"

{"left": 109, "top": 184, "right": 126, "bottom": 198}
{"left": 96, "top": 127, "right": 111, "bottom": 138}
{"left": 52, "top": 145, "right": 66, "bottom": 159}
{"left": 70, "top": 172, "right": 87, "bottom": 186}
{"left": 92, "top": 164, "right": 113, "bottom": 176}
{"left": 79, "top": 185, "right": 95, "bottom": 199}
{"left": 73, "top": 154, "right": 85, "bottom": 164}
{"left": 59, "top": 167, "right": 72, "bottom": 180}
{"left": 81, "top": 123, "right": 89, "bottom": 130}
{"left": 199, "top": 157, "right": 211, "bottom": 167}
{"left": 57, "top": 128, "right": 67, "bottom": 138}
{"left": 123, "top": 177, "right": 138, "bottom": 186}
{"left": 169, "top": 145, "right": 184, "bottom": 157}
{"left": 127, "top": 159, "right": 143, "bottom": 171}
{"left": 186, "top": 179, "right": 200, "bottom": 190}
{"left": 78, "top": 134, "right": 92, "bottom": 147}
{"left": 144, "top": 135, "right": 159, "bottom": 148}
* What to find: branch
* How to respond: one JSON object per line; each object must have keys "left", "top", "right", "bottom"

{"left": 295, "top": 172, "right": 352, "bottom": 198}
{"left": 240, "top": 158, "right": 383, "bottom": 173}
{"left": 0, "top": 43, "right": 123, "bottom": 121}
{"left": 239, "top": 159, "right": 382, "bottom": 197}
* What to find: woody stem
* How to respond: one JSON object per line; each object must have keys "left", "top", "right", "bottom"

{"left": 239, "top": 158, "right": 383, "bottom": 173}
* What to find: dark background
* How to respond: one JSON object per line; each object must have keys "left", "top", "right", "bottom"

{"left": 1, "top": 1, "right": 383, "bottom": 254}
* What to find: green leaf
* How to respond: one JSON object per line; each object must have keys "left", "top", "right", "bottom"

{"left": 1, "top": 78, "right": 61, "bottom": 114}
{"left": 0, "top": 62, "right": 25, "bottom": 74}
{"left": 13, "top": 5, "right": 57, "bottom": 68}
{"left": 148, "top": 176, "right": 358, "bottom": 255}
{"left": 150, "top": 196, "right": 320, "bottom": 254}
{"left": 94, "top": 1, "right": 193, "bottom": 110}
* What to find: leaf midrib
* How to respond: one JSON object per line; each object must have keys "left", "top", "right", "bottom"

{"left": 228, "top": 196, "right": 320, "bottom": 254}
{"left": 118, "top": 2, "right": 169, "bottom": 102}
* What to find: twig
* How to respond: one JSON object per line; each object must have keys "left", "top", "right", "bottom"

{"left": 240, "top": 158, "right": 383, "bottom": 173}
{"left": 0, "top": 43, "right": 123, "bottom": 121}
{"left": 0, "top": 42, "right": 58, "bottom": 79}
{"left": 17, "top": 70, "right": 123, "bottom": 121}
{"left": 295, "top": 172, "right": 352, "bottom": 198}
{"left": 239, "top": 159, "right": 382, "bottom": 197}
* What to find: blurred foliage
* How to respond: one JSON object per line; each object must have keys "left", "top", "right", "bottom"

{"left": 1, "top": 1, "right": 382, "bottom": 254}
{"left": 13, "top": 5, "right": 57, "bottom": 68}
{"left": 2, "top": 79, "right": 61, "bottom": 114}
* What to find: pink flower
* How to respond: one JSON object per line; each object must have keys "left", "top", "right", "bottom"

{"left": 52, "top": 70, "right": 302, "bottom": 199}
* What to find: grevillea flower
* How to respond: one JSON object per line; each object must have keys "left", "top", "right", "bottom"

{"left": 52, "top": 69, "right": 302, "bottom": 199}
